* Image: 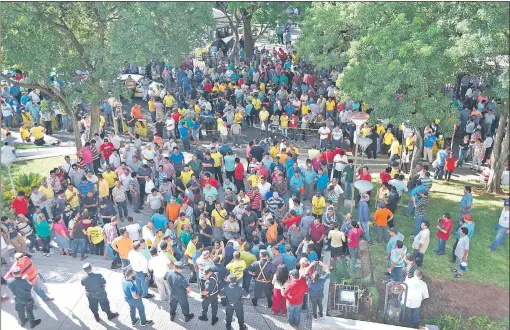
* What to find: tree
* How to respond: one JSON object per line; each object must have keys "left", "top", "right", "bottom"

{"left": 0, "top": 2, "right": 213, "bottom": 148}
{"left": 297, "top": 3, "right": 508, "bottom": 174}
{"left": 218, "top": 2, "right": 310, "bottom": 60}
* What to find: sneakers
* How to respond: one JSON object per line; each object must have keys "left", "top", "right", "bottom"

{"left": 94, "top": 314, "right": 101, "bottom": 322}
{"left": 30, "top": 319, "right": 42, "bottom": 328}
{"left": 43, "top": 253, "right": 48, "bottom": 257}
{"left": 211, "top": 317, "right": 219, "bottom": 326}
{"left": 107, "top": 312, "right": 119, "bottom": 320}
{"left": 198, "top": 315, "right": 208, "bottom": 322}
{"left": 141, "top": 320, "right": 154, "bottom": 327}
{"left": 313, "top": 317, "right": 318, "bottom": 321}
{"left": 170, "top": 314, "right": 175, "bottom": 321}
{"left": 251, "top": 298, "right": 257, "bottom": 306}
{"left": 132, "top": 318, "right": 140, "bottom": 326}
{"left": 143, "top": 294, "right": 155, "bottom": 299}
{"left": 184, "top": 313, "right": 195, "bottom": 322}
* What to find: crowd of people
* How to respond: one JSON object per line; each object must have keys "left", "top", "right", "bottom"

{"left": 1, "top": 45, "right": 509, "bottom": 330}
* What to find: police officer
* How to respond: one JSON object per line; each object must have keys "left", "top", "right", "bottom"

{"left": 198, "top": 267, "right": 220, "bottom": 325}
{"left": 80, "top": 263, "right": 119, "bottom": 322}
{"left": 219, "top": 274, "right": 247, "bottom": 330}
{"left": 6, "top": 266, "right": 42, "bottom": 328}
{"left": 165, "top": 261, "right": 195, "bottom": 322}
{"left": 249, "top": 250, "right": 275, "bottom": 307}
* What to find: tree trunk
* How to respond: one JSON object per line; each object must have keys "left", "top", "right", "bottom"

{"left": 486, "top": 113, "right": 508, "bottom": 194}
{"left": 89, "top": 102, "right": 101, "bottom": 138}
{"left": 243, "top": 19, "right": 254, "bottom": 62}
{"left": 410, "top": 127, "right": 424, "bottom": 172}
{"left": 71, "top": 104, "right": 83, "bottom": 150}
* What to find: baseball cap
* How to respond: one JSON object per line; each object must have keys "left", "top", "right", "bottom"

{"left": 462, "top": 214, "right": 472, "bottom": 220}
{"left": 82, "top": 263, "right": 92, "bottom": 270}
{"left": 174, "top": 261, "right": 184, "bottom": 270}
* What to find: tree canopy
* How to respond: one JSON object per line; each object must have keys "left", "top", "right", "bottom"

{"left": 0, "top": 2, "right": 213, "bottom": 146}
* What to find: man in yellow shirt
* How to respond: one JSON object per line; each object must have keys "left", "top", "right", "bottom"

{"left": 65, "top": 184, "right": 80, "bottom": 209}
{"left": 269, "top": 143, "right": 279, "bottom": 160}
{"left": 259, "top": 82, "right": 265, "bottom": 93}
{"left": 30, "top": 123, "right": 45, "bottom": 145}
{"left": 184, "top": 235, "right": 199, "bottom": 265}
{"left": 102, "top": 168, "right": 117, "bottom": 190}
{"left": 97, "top": 174, "right": 110, "bottom": 199}
{"left": 246, "top": 173, "right": 259, "bottom": 188}
{"left": 326, "top": 98, "right": 336, "bottom": 115}
{"left": 180, "top": 166, "right": 194, "bottom": 186}
{"left": 211, "top": 204, "right": 227, "bottom": 241}
{"left": 163, "top": 92, "right": 175, "bottom": 109}
{"left": 20, "top": 123, "right": 31, "bottom": 142}
{"left": 148, "top": 96, "right": 156, "bottom": 114}
{"left": 234, "top": 110, "right": 243, "bottom": 124}
{"left": 280, "top": 113, "right": 289, "bottom": 138}
{"left": 252, "top": 98, "right": 262, "bottom": 111}
{"left": 259, "top": 107, "right": 269, "bottom": 132}
{"left": 301, "top": 103, "right": 310, "bottom": 116}
{"left": 38, "top": 180, "right": 55, "bottom": 218}
{"left": 226, "top": 251, "right": 246, "bottom": 283}
{"left": 312, "top": 192, "right": 326, "bottom": 218}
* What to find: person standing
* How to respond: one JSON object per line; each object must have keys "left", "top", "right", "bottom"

{"left": 198, "top": 267, "right": 220, "bottom": 325}
{"left": 122, "top": 269, "right": 153, "bottom": 327}
{"left": 411, "top": 221, "right": 430, "bottom": 267}
{"left": 127, "top": 241, "right": 154, "bottom": 299}
{"left": 459, "top": 186, "right": 472, "bottom": 223}
{"left": 357, "top": 194, "right": 372, "bottom": 244}
{"left": 400, "top": 269, "right": 429, "bottom": 328}
{"left": 487, "top": 199, "right": 509, "bottom": 252}
{"left": 6, "top": 266, "right": 42, "bottom": 328}
{"left": 435, "top": 213, "right": 453, "bottom": 256}
{"left": 220, "top": 274, "right": 247, "bottom": 330}
{"left": 387, "top": 240, "right": 407, "bottom": 282}
{"left": 412, "top": 190, "right": 429, "bottom": 237}
{"left": 305, "top": 261, "right": 330, "bottom": 321}
{"left": 148, "top": 248, "right": 172, "bottom": 301}
{"left": 373, "top": 204, "right": 393, "bottom": 243}
{"left": 80, "top": 263, "right": 119, "bottom": 322}
{"left": 166, "top": 261, "right": 195, "bottom": 322}
{"left": 282, "top": 269, "right": 309, "bottom": 328}
{"left": 453, "top": 227, "right": 470, "bottom": 278}
{"left": 451, "top": 214, "right": 475, "bottom": 263}
{"left": 112, "top": 180, "right": 129, "bottom": 222}
{"left": 249, "top": 250, "right": 276, "bottom": 307}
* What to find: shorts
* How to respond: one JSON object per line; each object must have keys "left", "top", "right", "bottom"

{"left": 330, "top": 246, "right": 343, "bottom": 258}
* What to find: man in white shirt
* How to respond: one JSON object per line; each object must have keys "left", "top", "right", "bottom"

{"left": 333, "top": 151, "right": 348, "bottom": 183}
{"left": 318, "top": 124, "right": 331, "bottom": 150}
{"left": 257, "top": 177, "right": 271, "bottom": 201}
{"left": 148, "top": 248, "right": 172, "bottom": 301}
{"left": 125, "top": 217, "right": 141, "bottom": 241}
{"left": 142, "top": 222, "right": 155, "bottom": 246}
{"left": 165, "top": 117, "right": 176, "bottom": 139}
{"left": 487, "top": 199, "right": 509, "bottom": 252}
{"left": 411, "top": 221, "right": 430, "bottom": 267}
{"left": 401, "top": 269, "right": 429, "bottom": 328}
{"left": 127, "top": 241, "right": 154, "bottom": 298}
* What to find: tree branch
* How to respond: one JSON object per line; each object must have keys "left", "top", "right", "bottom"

{"left": 253, "top": 22, "right": 271, "bottom": 41}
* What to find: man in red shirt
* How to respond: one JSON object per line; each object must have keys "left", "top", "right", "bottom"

{"left": 282, "top": 210, "right": 301, "bottom": 230}
{"left": 380, "top": 167, "right": 392, "bottom": 185}
{"left": 203, "top": 80, "right": 212, "bottom": 93}
{"left": 100, "top": 138, "right": 114, "bottom": 164}
{"left": 435, "top": 212, "right": 453, "bottom": 256}
{"left": 11, "top": 192, "right": 29, "bottom": 215}
{"left": 201, "top": 172, "right": 219, "bottom": 188}
{"left": 282, "top": 269, "right": 309, "bottom": 327}
{"left": 310, "top": 218, "right": 326, "bottom": 259}
{"left": 288, "top": 113, "right": 299, "bottom": 141}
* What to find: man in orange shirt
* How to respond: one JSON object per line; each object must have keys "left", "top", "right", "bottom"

{"left": 266, "top": 219, "right": 278, "bottom": 245}
{"left": 165, "top": 198, "right": 180, "bottom": 222}
{"left": 131, "top": 104, "right": 143, "bottom": 120}
{"left": 111, "top": 227, "right": 133, "bottom": 268}
{"left": 373, "top": 204, "right": 393, "bottom": 243}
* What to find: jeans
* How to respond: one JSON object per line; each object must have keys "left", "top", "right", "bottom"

{"left": 319, "top": 139, "right": 328, "bottom": 150}
{"left": 414, "top": 215, "right": 425, "bottom": 236}
{"left": 457, "top": 149, "right": 467, "bottom": 167}
{"left": 85, "top": 162, "right": 94, "bottom": 173}
{"left": 73, "top": 238, "right": 86, "bottom": 258}
{"left": 489, "top": 225, "right": 508, "bottom": 251}
{"left": 348, "top": 246, "right": 358, "bottom": 279}
{"left": 61, "top": 115, "right": 69, "bottom": 131}
{"left": 34, "top": 277, "right": 50, "bottom": 300}
{"left": 286, "top": 302, "right": 303, "bottom": 326}
{"left": 437, "top": 238, "right": 447, "bottom": 255}
{"left": 233, "top": 134, "right": 240, "bottom": 146}
{"left": 390, "top": 267, "right": 402, "bottom": 282}
{"left": 27, "top": 233, "right": 40, "bottom": 251}
{"left": 405, "top": 199, "right": 415, "bottom": 216}
{"left": 344, "top": 181, "right": 353, "bottom": 199}
{"left": 135, "top": 271, "right": 149, "bottom": 297}
{"left": 116, "top": 201, "right": 128, "bottom": 219}
{"left": 3, "top": 115, "right": 12, "bottom": 128}
{"left": 413, "top": 249, "right": 424, "bottom": 267}
{"left": 40, "top": 236, "right": 51, "bottom": 253}
{"left": 360, "top": 222, "right": 371, "bottom": 242}
{"left": 310, "top": 295, "right": 324, "bottom": 318}
{"left": 400, "top": 305, "right": 421, "bottom": 328}
{"left": 15, "top": 301, "right": 35, "bottom": 323}
{"left": 126, "top": 298, "right": 146, "bottom": 325}
{"left": 434, "top": 164, "right": 445, "bottom": 180}
{"left": 375, "top": 225, "right": 390, "bottom": 243}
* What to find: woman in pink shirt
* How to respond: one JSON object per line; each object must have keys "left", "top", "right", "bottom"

{"left": 79, "top": 142, "right": 94, "bottom": 173}
{"left": 53, "top": 216, "right": 71, "bottom": 255}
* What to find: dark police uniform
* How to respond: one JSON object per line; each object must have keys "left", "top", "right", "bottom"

{"left": 219, "top": 275, "right": 246, "bottom": 330}
{"left": 81, "top": 270, "right": 113, "bottom": 318}
{"left": 7, "top": 277, "right": 36, "bottom": 324}
{"left": 201, "top": 272, "right": 219, "bottom": 320}
{"left": 165, "top": 269, "right": 191, "bottom": 318}
{"left": 249, "top": 258, "right": 275, "bottom": 307}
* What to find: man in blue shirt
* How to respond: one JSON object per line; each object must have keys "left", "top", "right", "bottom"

{"left": 434, "top": 148, "right": 450, "bottom": 180}
{"left": 302, "top": 165, "right": 317, "bottom": 201}
{"left": 170, "top": 147, "right": 184, "bottom": 171}
{"left": 122, "top": 269, "right": 152, "bottom": 326}
{"left": 178, "top": 120, "right": 190, "bottom": 151}
{"left": 282, "top": 246, "right": 297, "bottom": 271}
{"left": 316, "top": 168, "right": 329, "bottom": 192}
{"left": 459, "top": 186, "right": 472, "bottom": 223}
{"left": 405, "top": 181, "right": 427, "bottom": 217}
{"left": 151, "top": 208, "right": 168, "bottom": 231}
{"left": 284, "top": 101, "right": 295, "bottom": 116}
{"left": 358, "top": 194, "right": 372, "bottom": 243}
{"left": 289, "top": 172, "right": 304, "bottom": 199}
{"left": 423, "top": 131, "right": 437, "bottom": 164}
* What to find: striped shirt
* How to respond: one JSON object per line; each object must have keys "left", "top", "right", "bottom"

{"left": 89, "top": 144, "right": 100, "bottom": 160}
{"left": 15, "top": 219, "right": 33, "bottom": 237}
{"left": 112, "top": 186, "right": 126, "bottom": 203}
{"left": 129, "top": 178, "right": 140, "bottom": 195}
{"left": 420, "top": 177, "right": 432, "bottom": 189}
{"left": 266, "top": 197, "right": 284, "bottom": 215}
{"left": 103, "top": 223, "right": 119, "bottom": 244}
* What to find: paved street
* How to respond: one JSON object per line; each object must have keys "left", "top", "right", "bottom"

{"left": 1, "top": 247, "right": 312, "bottom": 330}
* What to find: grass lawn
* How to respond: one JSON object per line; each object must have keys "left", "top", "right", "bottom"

{"left": 14, "top": 144, "right": 53, "bottom": 150}
{"left": 340, "top": 179, "right": 509, "bottom": 290}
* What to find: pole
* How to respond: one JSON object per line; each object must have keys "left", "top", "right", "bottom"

{"left": 7, "top": 164, "right": 16, "bottom": 196}
{"left": 350, "top": 130, "right": 360, "bottom": 213}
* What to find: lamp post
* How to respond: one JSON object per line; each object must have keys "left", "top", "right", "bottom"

{"left": 349, "top": 112, "right": 370, "bottom": 212}
{"left": 357, "top": 137, "right": 373, "bottom": 167}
